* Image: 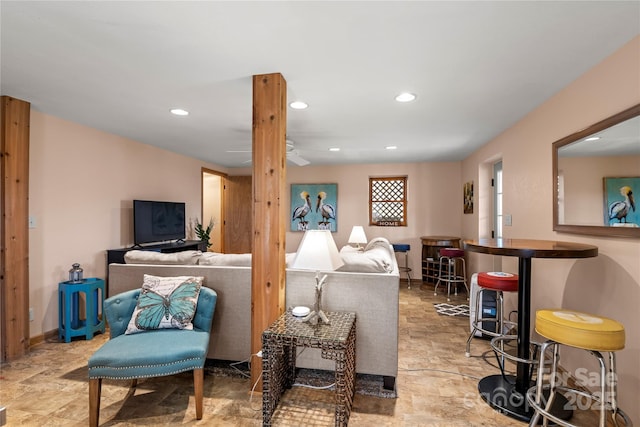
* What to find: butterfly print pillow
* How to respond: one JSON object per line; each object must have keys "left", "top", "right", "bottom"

{"left": 125, "top": 274, "right": 204, "bottom": 335}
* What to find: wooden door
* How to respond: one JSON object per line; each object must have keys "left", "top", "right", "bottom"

{"left": 223, "top": 175, "right": 252, "bottom": 253}
{"left": 201, "top": 169, "right": 224, "bottom": 253}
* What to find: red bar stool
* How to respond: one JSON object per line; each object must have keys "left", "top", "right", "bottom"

{"left": 465, "top": 272, "right": 518, "bottom": 366}
{"left": 526, "top": 309, "right": 631, "bottom": 427}
{"left": 434, "top": 247, "right": 468, "bottom": 301}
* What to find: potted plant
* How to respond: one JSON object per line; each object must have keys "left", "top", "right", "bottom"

{"left": 195, "top": 218, "right": 214, "bottom": 250}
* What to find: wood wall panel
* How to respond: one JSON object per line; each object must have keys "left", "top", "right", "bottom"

{"left": 1, "top": 96, "right": 31, "bottom": 361}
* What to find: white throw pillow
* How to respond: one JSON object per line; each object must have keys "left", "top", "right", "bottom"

{"left": 337, "top": 247, "right": 392, "bottom": 273}
{"left": 364, "top": 237, "right": 393, "bottom": 254}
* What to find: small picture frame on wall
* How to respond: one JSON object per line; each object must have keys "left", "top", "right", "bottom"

{"left": 603, "top": 176, "right": 638, "bottom": 227}
{"left": 464, "top": 181, "right": 474, "bottom": 214}
{"left": 290, "top": 183, "right": 338, "bottom": 231}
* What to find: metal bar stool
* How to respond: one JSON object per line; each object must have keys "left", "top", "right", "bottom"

{"left": 392, "top": 243, "right": 412, "bottom": 289}
{"left": 526, "top": 309, "right": 631, "bottom": 427}
{"left": 466, "top": 272, "right": 518, "bottom": 366}
{"left": 434, "top": 247, "right": 469, "bottom": 301}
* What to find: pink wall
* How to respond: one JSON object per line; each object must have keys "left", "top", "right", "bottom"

{"left": 560, "top": 155, "right": 639, "bottom": 225}
{"left": 27, "top": 115, "right": 462, "bottom": 339}
{"left": 285, "top": 162, "right": 462, "bottom": 270}
{"left": 462, "top": 36, "right": 640, "bottom": 422}
{"left": 22, "top": 34, "right": 639, "bottom": 424}
{"left": 28, "top": 111, "right": 228, "bottom": 339}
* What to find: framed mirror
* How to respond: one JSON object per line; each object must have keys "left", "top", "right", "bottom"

{"left": 553, "top": 104, "right": 640, "bottom": 238}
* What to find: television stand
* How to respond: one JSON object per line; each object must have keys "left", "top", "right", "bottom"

{"left": 107, "top": 240, "right": 205, "bottom": 265}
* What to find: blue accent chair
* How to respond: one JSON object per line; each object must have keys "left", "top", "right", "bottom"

{"left": 88, "top": 287, "right": 217, "bottom": 426}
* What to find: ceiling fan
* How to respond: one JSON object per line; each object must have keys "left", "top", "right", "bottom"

{"left": 227, "top": 139, "right": 310, "bottom": 166}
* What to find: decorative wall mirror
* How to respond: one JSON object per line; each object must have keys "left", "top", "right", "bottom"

{"left": 553, "top": 104, "right": 640, "bottom": 238}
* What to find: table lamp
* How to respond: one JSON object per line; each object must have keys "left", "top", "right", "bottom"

{"left": 348, "top": 225, "right": 367, "bottom": 250}
{"left": 291, "top": 230, "right": 344, "bottom": 324}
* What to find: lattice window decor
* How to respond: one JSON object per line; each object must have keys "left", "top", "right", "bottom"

{"left": 369, "top": 176, "right": 407, "bottom": 226}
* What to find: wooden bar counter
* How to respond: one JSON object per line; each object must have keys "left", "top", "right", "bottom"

{"left": 420, "top": 236, "right": 461, "bottom": 284}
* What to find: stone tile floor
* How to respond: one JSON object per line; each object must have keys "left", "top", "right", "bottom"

{"left": 0, "top": 281, "right": 610, "bottom": 426}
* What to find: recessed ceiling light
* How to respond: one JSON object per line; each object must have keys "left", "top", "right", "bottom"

{"left": 584, "top": 136, "right": 600, "bottom": 141}
{"left": 329, "top": 147, "right": 340, "bottom": 152}
{"left": 395, "top": 93, "right": 416, "bottom": 103}
{"left": 289, "top": 101, "right": 308, "bottom": 110}
{"left": 386, "top": 145, "right": 398, "bottom": 150}
{"left": 170, "top": 108, "right": 189, "bottom": 116}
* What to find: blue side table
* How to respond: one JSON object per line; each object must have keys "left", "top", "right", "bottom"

{"left": 58, "top": 277, "right": 106, "bottom": 342}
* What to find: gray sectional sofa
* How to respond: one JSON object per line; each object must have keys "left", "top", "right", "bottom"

{"left": 107, "top": 238, "right": 400, "bottom": 388}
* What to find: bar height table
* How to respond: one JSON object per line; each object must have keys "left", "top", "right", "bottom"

{"left": 463, "top": 238, "right": 598, "bottom": 422}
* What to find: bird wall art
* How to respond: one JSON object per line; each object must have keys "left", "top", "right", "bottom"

{"left": 604, "top": 177, "right": 638, "bottom": 227}
{"left": 316, "top": 191, "right": 336, "bottom": 229}
{"left": 608, "top": 185, "right": 636, "bottom": 224}
{"left": 292, "top": 191, "right": 312, "bottom": 230}
{"left": 290, "top": 184, "right": 338, "bottom": 231}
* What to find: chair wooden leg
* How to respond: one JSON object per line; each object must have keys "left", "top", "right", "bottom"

{"left": 194, "top": 368, "right": 204, "bottom": 420}
{"left": 89, "top": 378, "right": 102, "bottom": 427}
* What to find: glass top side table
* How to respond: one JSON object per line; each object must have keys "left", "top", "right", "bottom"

{"left": 262, "top": 310, "right": 356, "bottom": 426}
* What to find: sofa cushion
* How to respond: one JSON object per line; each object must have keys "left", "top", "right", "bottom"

{"left": 124, "top": 250, "right": 202, "bottom": 265}
{"left": 199, "top": 252, "right": 297, "bottom": 266}
{"left": 285, "top": 252, "right": 296, "bottom": 266}
{"left": 199, "top": 252, "right": 252, "bottom": 266}
{"left": 125, "top": 274, "right": 203, "bottom": 335}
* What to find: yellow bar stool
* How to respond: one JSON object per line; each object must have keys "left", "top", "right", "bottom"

{"left": 526, "top": 309, "right": 631, "bottom": 427}
{"left": 434, "top": 247, "right": 469, "bottom": 301}
{"left": 465, "top": 272, "right": 519, "bottom": 364}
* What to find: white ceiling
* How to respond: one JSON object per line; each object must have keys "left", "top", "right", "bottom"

{"left": 2, "top": 1, "right": 639, "bottom": 168}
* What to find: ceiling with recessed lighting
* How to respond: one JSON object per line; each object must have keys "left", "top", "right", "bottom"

{"left": 1, "top": 1, "right": 638, "bottom": 168}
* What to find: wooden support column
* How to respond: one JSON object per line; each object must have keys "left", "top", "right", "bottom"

{"left": 1, "top": 96, "right": 31, "bottom": 361}
{"left": 251, "top": 73, "right": 287, "bottom": 390}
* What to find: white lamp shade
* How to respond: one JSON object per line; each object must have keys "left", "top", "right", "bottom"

{"left": 348, "top": 226, "right": 368, "bottom": 245}
{"left": 291, "top": 230, "right": 344, "bottom": 271}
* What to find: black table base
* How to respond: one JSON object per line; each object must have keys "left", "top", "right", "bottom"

{"left": 478, "top": 375, "right": 573, "bottom": 423}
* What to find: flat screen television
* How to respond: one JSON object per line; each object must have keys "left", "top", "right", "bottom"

{"left": 133, "top": 200, "right": 186, "bottom": 245}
